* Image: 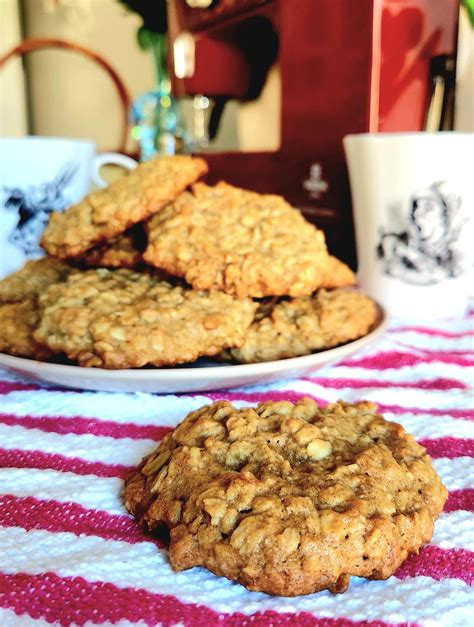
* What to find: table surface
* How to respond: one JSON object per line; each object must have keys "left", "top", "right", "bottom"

{"left": 0, "top": 309, "right": 472, "bottom": 627}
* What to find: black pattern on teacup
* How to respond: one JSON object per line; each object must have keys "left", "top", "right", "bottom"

{"left": 376, "top": 181, "right": 469, "bottom": 286}
{"left": 4, "top": 162, "right": 77, "bottom": 256}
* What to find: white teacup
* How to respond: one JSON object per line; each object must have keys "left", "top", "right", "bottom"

{"left": 344, "top": 132, "right": 474, "bottom": 319}
{"left": 0, "top": 136, "right": 137, "bottom": 278}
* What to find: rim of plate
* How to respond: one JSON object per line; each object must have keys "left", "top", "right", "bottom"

{"left": 0, "top": 305, "right": 387, "bottom": 380}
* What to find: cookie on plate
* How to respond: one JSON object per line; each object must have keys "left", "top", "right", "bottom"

{"left": 320, "top": 255, "right": 355, "bottom": 288}
{"left": 224, "top": 289, "right": 378, "bottom": 363}
{"left": 124, "top": 398, "right": 447, "bottom": 596}
{"left": 77, "top": 225, "right": 146, "bottom": 269}
{"left": 0, "top": 299, "right": 52, "bottom": 359}
{"left": 0, "top": 258, "right": 74, "bottom": 359}
{"left": 41, "top": 155, "right": 208, "bottom": 259}
{"left": 144, "top": 182, "right": 353, "bottom": 298}
{"left": 34, "top": 268, "right": 257, "bottom": 368}
{"left": 0, "top": 257, "right": 72, "bottom": 304}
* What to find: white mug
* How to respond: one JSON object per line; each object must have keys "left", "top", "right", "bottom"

{"left": 0, "top": 136, "right": 137, "bottom": 278}
{"left": 344, "top": 132, "right": 474, "bottom": 319}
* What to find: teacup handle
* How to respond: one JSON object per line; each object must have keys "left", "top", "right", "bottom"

{"left": 91, "top": 153, "right": 138, "bottom": 189}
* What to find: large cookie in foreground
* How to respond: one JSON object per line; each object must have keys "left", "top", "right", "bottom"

{"left": 34, "top": 268, "right": 256, "bottom": 368}
{"left": 225, "top": 289, "right": 378, "bottom": 363}
{"left": 144, "top": 182, "right": 354, "bottom": 298}
{"left": 124, "top": 398, "right": 447, "bottom": 596}
{"left": 41, "top": 155, "right": 207, "bottom": 259}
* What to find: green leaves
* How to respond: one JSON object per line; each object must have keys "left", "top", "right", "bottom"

{"left": 462, "top": 0, "right": 474, "bottom": 27}
{"left": 137, "top": 25, "right": 154, "bottom": 50}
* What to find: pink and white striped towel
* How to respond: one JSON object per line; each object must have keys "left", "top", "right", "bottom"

{"left": 0, "top": 310, "right": 472, "bottom": 626}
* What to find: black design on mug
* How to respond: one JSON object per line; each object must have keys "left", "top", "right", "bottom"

{"left": 376, "top": 182, "right": 468, "bottom": 285}
{"left": 3, "top": 162, "right": 78, "bottom": 256}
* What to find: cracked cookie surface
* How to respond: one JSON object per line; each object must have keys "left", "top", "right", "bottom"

{"left": 41, "top": 155, "right": 207, "bottom": 259}
{"left": 124, "top": 398, "right": 447, "bottom": 596}
{"left": 34, "top": 268, "right": 257, "bottom": 368}
{"left": 225, "top": 289, "right": 378, "bottom": 363}
{"left": 144, "top": 182, "right": 353, "bottom": 298}
{"left": 77, "top": 225, "right": 146, "bottom": 269}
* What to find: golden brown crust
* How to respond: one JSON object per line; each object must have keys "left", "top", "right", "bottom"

{"left": 144, "top": 182, "right": 347, "bottom": 298}
{"left": 124, "top": 398, "right": 447, "bottom": 596}
{"left": 225, "top": 289, "right": 378, "bottom": 363}
{"left": 0, "top": 258, "right": 75, "bottom": 359}
{"left": 0, "top": 257, "right": 76, "bottom": 359}
{"left": 0, "top": 258, "right": 72, "bottom": 304}
{"left": 0, "top": 299, "right": 52, "bottom": 359}
{"left": 77, "top": 225, "right": 146, "bottom": 269}
{"left": 40, "top": 155, "right": 208, "bottom": 259}
{"left": 34, "top": 268, "right": 257, "bottom": 368}
{"left": 320, "top": 256, "right": 355, "bottom": 288}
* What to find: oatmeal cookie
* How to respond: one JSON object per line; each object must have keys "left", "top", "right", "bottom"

{"left": 321, "top": 256, "right": 355, "bottom": 288}
{"left": 0, "top": 259, "right": 74, "bottom": 359}
{"left": 0, "top": 299, "right": 52, "bottom": 359}
{"left": 34, "top": 268, "right": 256, "bottom": 368}
{"left": 41, "top": 155, "right": 208, "bottom": 259}
{"left": 78, "top": 225, "right": 146, "bottom": 269}
{"left": 0, "top": 258, "right": 72, "bottom": 303}
{"left": 144, "top": 182, "right": 352, "bottom": 298}
{"left": 225, "top": 289, "right": 378, "bottom": 363}
{"left": 124, "top": 398, "right": 447, "bottom": 596}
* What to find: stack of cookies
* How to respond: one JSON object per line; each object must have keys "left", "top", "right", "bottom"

{"left": 0, "top": 155, "right": 378, "bottom": 368}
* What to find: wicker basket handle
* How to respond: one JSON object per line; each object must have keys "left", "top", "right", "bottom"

{"left": 0, "top": 38, "right": 132, "bottom": 154}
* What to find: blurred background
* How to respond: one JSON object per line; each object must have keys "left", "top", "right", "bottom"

{"left": 1, "top": 0, "right": 473, "bottom": 264}
{"left": 1, "top": 0, "right": 472, "bottom": 150}
{"left": 0, "top": 0, "right": 281, "bottom": 153}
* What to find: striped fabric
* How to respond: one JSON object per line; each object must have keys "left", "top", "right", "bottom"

{"left": 0, "top": 311, "right": 473, "bottom": 626}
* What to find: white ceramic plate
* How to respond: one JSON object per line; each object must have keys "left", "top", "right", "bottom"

{"left": 0, "top": 308, "right": 387, "bottom": 394}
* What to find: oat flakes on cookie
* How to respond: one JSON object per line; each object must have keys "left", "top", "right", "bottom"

{"left": 0, "top": 257, "right": 72, "bottom": 303}
{"left": 0, "top": 299, "right": 52, "bottom": 359}
{"left": 41, "top": 155, "right": 208, "bottom": 259}
{"left": 0, "top": 258, "right": 74, "bottom": 359}
{"left": 34, "top": 268, "right": 257, "bottom": 368}
{"left": 144, "top": 182, "right": 353, "bottom": 298}
{"left": 124, "top": 398, "right": 447, "bottom": 596}
{"left": 225, "top": 289, "right": 378, "bottom": 363}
